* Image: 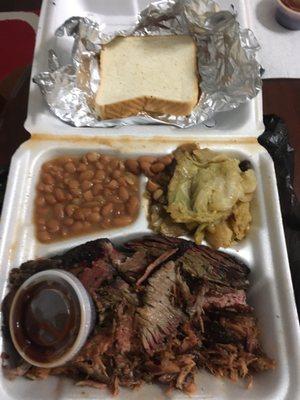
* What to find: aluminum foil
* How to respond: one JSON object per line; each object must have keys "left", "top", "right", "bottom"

{"left": 33, "top": 0, "right": 261, "bottom": 128}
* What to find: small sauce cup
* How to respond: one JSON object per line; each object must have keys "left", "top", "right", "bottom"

{"left": 9, "top": 269, "right": 95, "bottom": 368}
{"left": 276, "top": 0, "right": 300, "bottom": 30}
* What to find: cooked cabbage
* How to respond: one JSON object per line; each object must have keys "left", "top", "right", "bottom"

{"left": 165, "top": 146, "right": 257, "bottom": 247}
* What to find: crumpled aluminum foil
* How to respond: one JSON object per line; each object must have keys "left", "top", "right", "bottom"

{"left": 33, "top": 0, "right": 261, "bottom": 128}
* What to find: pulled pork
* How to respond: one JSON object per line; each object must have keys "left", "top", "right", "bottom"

{"left": 2, "top": 235, "right": 275, "bottom": 394}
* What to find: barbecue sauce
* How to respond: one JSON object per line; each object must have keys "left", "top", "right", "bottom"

{"left": 281, "top": 0, "right": 300, "bottom": 12}
{"left": 10, "top": 279, "right": 81, "bottom": 364}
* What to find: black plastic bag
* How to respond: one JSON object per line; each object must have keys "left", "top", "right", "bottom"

{"left": 258, "top": 115, "right": 300, "bottom": 315}
{"left": 259, "top": 115, "right": 300, "bottom": 228}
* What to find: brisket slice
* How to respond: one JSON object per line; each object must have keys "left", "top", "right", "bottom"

{"left": 124, "top": 235, "right": 250, "bottom": 289}
{"left": 9, "top": 239, "right": 124, "bottom": 291}
{"left": 136, "top": 261, "right": 184, "bottom": 354}
{"left": 203, "top": 283, "right": 252, "bottom": 312}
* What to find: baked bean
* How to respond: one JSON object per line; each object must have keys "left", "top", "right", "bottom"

{"left": 74, "top": 209, "right": 85, "bottom": 221}
{"left": 42, "top": 173, "right": 55, "bottom": 185}
{"left": 107, "top": 179, "right": 118, "bottom": 190}
{"left": 38, "top": 232, "right": 51, "bottom": 242}
{"left": 72, "top": 198, "right": 81, "bottom": 205}
{"left": 36, "top": 196, "right": 46, "bottom": 207}
{"left": 92, "top": 183, "right": 102, "bottom": 196}
{"left": 112, "top": 170, "right": 122, "bottom": 179}
{"left": 114, "top": 204, "right": 125, "bottom": 215}
{"left": 36, "top": 207, "right": 48, "bottom": 216}
{"left": 68, "top": 179, "right": 80, "bottom": 189}
{"left": 65, "top": 193, "right": 73, "bottom": 201}
{"left": 70, "top": 188, "right": 82, "bottom": 198}
{"left": 83, "top": 190, "right": 93, "bottom": 201}
{"left": 101, "top": 155, "right": 111, "bottom": 164}
{"left": 127, "top": 196, "right": 139, "bottom": 215}
{"left": 54, "top": 188, "right": 65, "bottom": 202}
{"left": 118, "top": 177, "right": 127, "bottom": 187}
{"left": 82, "top": 207, "right": 92, "bottom": 218}
{"left": 113, "top": 196, "right": 123, "bottom": 204}
{"left": 110, "top": 158, "right": 119, "bottom": 169}
{"left": 101, "top": 203, "right": 113, "bottom": 217}
{"left": 47, "top": 219, "right": 60, "bottom": 233}
{"left": 139, "top": 161, "right": 153, "bottom": 176}
{"left": 65, "top": 204, "right": 78, "bottom": 217}
{"left": 125, "top": 159, "right": 140, "bottom": 175}
{"left": 80, "top": 155, "right": 88, "bottom": 165}
{"left": 114, "top": 216, "right": 133, "bottom": 227}
{"left": 104, "top": 188, "right": 113, "bottom": 198}
{"left": 45, "top": 194, "right": 57, "bottom": 205}
{"left": 124, "top": 174, "right": 136, "bottom": 186}
{"left": 95, "top": 170, "right": 105, "bottom": 181}
{"left": 42, "top": 162, "right": 52, "bottom": 172}
{"left": 118, "top": 162, "right": 125, "bottom": 171}
{"left": 138, "top": 155, "right": 157, "bottom": 164}
{"left": 146, "top": 180, "right": 160, "bottom": 193}
{"left": 79, "top": 170, "right": 94, "bottom": 181}
{"left": 35, "top": 152, "right": 141, "bottom": 243}
{"left": 160, "top": 155, "right": 173, "bottom": 166}
{"left": 72, "top": 221, "right": 84, "bottom": 232}
{"left": 37, "top": 217, "right": 46, "bottom": 225}
{"left": 64, "top": 217, "right": 74, "bottom": 226}
{"left": 86, "top": 152, "right": 100, "bottom": 162}
{"left": 84, "top": 201, "right": 100, "bottom": 208}
{"left": 94, "top": 196, "right": 106, "bottom": 205}
{"left": 87, "top": 213, "right": 101, "bottom": 223}
{"left": 54, "top": 204, "right": 64, "bottom": 219}
{"left": 119, "top": 186, "right": 129, "bottom": 201}
{"left": 59, "top": 156, "right": 72, "bottom": 164}
{"left": 151, "top": 162, "right": 165, "bottom": 174}
{"left": 81, "top": 180, "right": 93, "bottom": 191}
{"left": 64, "top": 162, "right": 76, "bottom": 173}
{"left": 43, "top": 185, "right": 54, "bottom": 193}
{"left": 95, "top": 162, "right": 104, "bottom": 170}
{"left": 153, "top": 188, "right": 163, "bottom": 200}
{"left": 77, "top": 163, "right": 88, "bottom": 172}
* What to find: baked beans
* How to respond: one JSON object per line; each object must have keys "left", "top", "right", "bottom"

{"left": 35, "top": 152, "right": 140, "bottom": 243}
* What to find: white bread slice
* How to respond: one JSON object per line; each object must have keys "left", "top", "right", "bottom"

{"left": 95, "top": 35, "right": 199, "bottom": 119}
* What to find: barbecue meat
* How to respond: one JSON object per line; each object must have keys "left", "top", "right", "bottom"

{"left": 2, "top": 235, "right": 275, "bottom": 394}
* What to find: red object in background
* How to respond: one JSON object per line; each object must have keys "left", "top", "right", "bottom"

{"left": 0, "top": 20, "right": 36, "bottom": 82}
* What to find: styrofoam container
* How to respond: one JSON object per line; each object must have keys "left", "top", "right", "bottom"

{"left": 1, "top": 0, "right": 299, "bottom": 399}
{"left": 24, "top": 0, "right": 265, "bottom": 138}
{"left": 0, "top": 136, "right": 299, "bottom": 399}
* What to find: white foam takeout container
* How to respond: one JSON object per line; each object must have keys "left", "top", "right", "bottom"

{"left": 0, "top": 0, "right": 299, "bottom": 399}
{"left": 25, "top": 0, "right": 264, "bottom": 138}
{"left": 0, "top": 136, "right": 299, "bottom": 400}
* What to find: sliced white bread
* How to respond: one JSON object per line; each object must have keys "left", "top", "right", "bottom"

{"left": 95, "top": 35, "right": 199, "bottom": 119}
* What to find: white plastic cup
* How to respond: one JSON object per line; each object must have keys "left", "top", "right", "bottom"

{"left": 9, "top": 269, "right": 95, "bottom": 368}
{"left": 276, "top": 0, "right": 300, "bottom": 30}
